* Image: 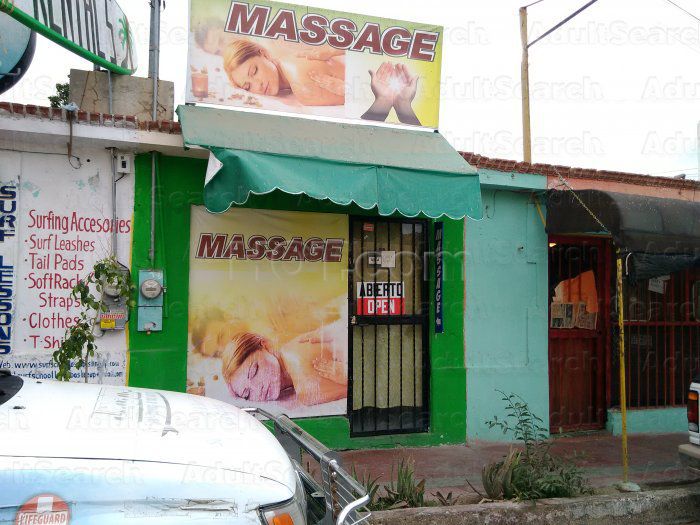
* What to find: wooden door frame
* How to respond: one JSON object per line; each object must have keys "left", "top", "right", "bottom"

{"left": 548, "top": 235, "right": 613, "bottom": 432}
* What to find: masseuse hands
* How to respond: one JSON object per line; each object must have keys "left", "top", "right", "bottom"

{"left": 297, "top": 48, "right": 344, "bottom": 62}
{"left": 299, "top": 322, "right": 348, "bottom": 386}
{"left": 363, "top": 62, "right": 421, "bottom": 125}
{"left": 394, "top": 63, "right": 419, "bottom": 116}
{"left": 308, "top": 71, "right": 346, "bottom": 96}
{"left": 298, "top": 47, "right": 347, "bottom": 97}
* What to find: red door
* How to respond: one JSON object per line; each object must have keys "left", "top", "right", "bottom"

{"left": 548, "top": 237, "right": 611, "bottom": 433}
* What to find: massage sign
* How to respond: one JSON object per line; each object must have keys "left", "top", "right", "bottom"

{"left": 195, "top": 233, "right": 344, "bottom": 262}
{"left": 188, "top": 208, "right": 349, "bottom": 419}
{"left": 187, "top": 0, "right": 444, "bottom": 127}
{"left": 225, "top": 3, "right": 439, "bottom": 60}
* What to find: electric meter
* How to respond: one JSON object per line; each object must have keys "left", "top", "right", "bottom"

{"left": 140, "top": 279, "right": 163, "bottom": 300}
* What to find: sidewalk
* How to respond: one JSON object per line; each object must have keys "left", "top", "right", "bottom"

{"left": 340, "top": 432, "right": 698, "bottom": 498}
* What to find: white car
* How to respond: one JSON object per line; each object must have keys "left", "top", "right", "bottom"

{"left": 678, "top": 375, "right": 700, "bottom": 472}
{"left": 0, "top": 371, "right": 368, "bottom": 524}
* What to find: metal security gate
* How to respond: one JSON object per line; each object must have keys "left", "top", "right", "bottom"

{"left": 612, "top": 267, "right": 700, "bottom": 409}
{"left": 349, "top": 217, "right": 429, "bottom": 437}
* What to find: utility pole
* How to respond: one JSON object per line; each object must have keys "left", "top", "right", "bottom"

{"left": 519, "top": 0, "right": 599, "bottom": 165}
{"left": 149, "top": 0, "right": 162, "bottom": 121}
{"left": 148, "top": 0, "right": 162, "bottom": 266}
{"left": 520, "top": 7, "right": 532, "bottom": 164}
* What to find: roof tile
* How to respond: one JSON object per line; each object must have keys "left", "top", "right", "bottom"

{"left": 0, "top": 101, "right": 182, "bottom": 134}
{"left": 460, "top": 151, "right": 700, "bottom": 190}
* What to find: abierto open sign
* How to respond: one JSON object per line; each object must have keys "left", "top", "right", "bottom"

{"left": 357, "top": 282, "right": 405, "bottom": 316}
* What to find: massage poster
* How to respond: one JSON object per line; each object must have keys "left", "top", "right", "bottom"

{"left": 187, "top": 0, "right": 443, "bottom": 128}
{"left": 187, "top": 207, "right": 349, "bottom": 417}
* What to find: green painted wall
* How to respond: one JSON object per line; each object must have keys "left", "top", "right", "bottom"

{"left": 606, "top": 408, "right": 687, "bottom": 435}
{"left": 129, "top": 154, "right": 202, "bottom": 392}
{"left": 464, "top": 174, "right": 549, "bottom": 442}
{"left": 129, "top": 153, "right": 467, "bottom": 449}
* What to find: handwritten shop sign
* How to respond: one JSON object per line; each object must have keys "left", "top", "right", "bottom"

{"left": 0, "top": 150, "right": 133, "bottom": 384}
{"left": 0, "top": 181, "right": 18, "bottom": 355}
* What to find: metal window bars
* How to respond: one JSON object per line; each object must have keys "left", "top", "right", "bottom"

{"left": 243, "top": 408, "right": 371, "bottom": 525}
{"left": 348, "top": 218, "right": 430, "bottom": 437}
{"left": 614, "top": 270, "right": 700, "bottom": 409}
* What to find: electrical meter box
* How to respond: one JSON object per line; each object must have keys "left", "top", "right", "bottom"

{"left": 138, "top": 270, "right": 164, "bottom": 332}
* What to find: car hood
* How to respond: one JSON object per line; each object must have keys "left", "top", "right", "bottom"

{"left": 0, "top": 380, "right": 297, "bottom": 494}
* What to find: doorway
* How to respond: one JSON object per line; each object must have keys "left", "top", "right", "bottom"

{"left": 548, "top": 237, "right": 611, "bottom": 433}
{"left": 348, "top": 217, "right": 430, "bottom": 436}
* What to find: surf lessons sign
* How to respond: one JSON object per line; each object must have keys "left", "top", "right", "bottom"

{"left": 0, "top": 0, "right": 137, "bottom": 75}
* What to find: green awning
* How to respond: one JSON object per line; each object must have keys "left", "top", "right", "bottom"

{"left": 177, "top": 105, "right": 482, "bottom": 220}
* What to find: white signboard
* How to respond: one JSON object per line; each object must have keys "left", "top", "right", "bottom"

{"left": 1, "top": 0, "right": 137, "bottom": 75}
{"left": 0, "top": 150, "right": 134, "bottom": 383}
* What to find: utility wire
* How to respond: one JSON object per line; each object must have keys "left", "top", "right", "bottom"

{"left": 663, "top": 0, "right": 700, "bottom": 24}
{"left": 650, "top": 167, "right": 699, "bottom": 175}
{"left": 524, "top": 0, "right": 548, "bottom": 8}
{"left": 555, "top": 169, "right": 611, "bottom": 234}
{"left": 528, "top": 0, "right": 601, "bottom": 48}
{"left": 657, "top": 24, "right": 700, "bottom": 54}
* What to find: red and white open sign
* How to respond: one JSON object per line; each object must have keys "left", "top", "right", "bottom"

{"left": 357, "top": 282, "right": 405, "bottom": 316}
{"left": 15, "top": 494, "right": 70, "bottom": 525}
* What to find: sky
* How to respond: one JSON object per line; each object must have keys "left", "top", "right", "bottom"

{"left": 4, "top": 0, "right": 700, "bottom": 179}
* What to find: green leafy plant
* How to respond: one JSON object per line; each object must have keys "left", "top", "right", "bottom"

{"left": 52, "top": 257, "right": 131, "bottom": 382}
{"left": 384, "top": 458, "right": 426, "bottom": 509}
{"left": 481, "top": 447, "right": 520, "bottom": 500}
{"left": 482, "top": 391, "right": 591, "bottom": 500}
{"left": 353, "top": 458, "right": 426, "bottom": 511}
{"left": 48, "top": 82, "right": 69, "bottom": 108}
{"left": 352, "top": 466, "right": 381, "bottom": 509}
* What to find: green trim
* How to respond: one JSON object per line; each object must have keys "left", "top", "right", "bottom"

{"left": 176, "top": 105, "right": 482, "bottom": 220}
{"left": 177, "top": 105, "right": 476, "bottom": 176}
{"left": 128, "top": 153, "right": 199, "bottom": 391}
{"left": 204, "top": 148, "right": 481, "bottom": 220}
{"left": 128, "top": 154, "right": 467, "bottom": 449}
{"left": 478, "top": 168, "right": 548, "bottom": 191}
{"left": 1, "top": 4, "right": 135, "bottom": 75}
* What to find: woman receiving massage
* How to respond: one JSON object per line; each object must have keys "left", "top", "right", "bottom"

{"left": 223, "top": 40, "right": 347, "bottom": 107}
{"left": 195, "top": 21, "right": 346, "bottom": 106}
{"left": 221, "top": 320, "right": 348, "bottom": 406}
{"left": 195, "top": 21, "right": 422, "bottom": 123}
